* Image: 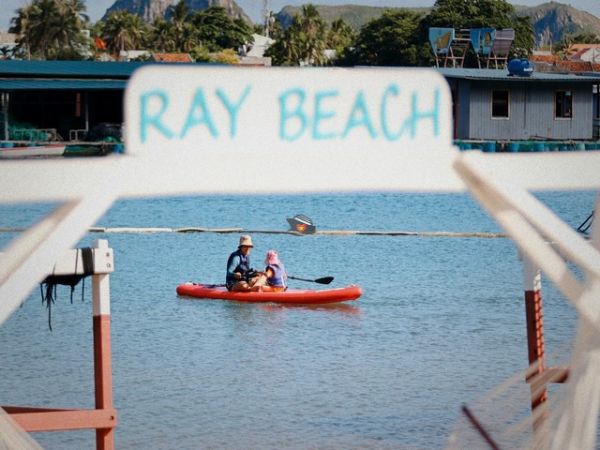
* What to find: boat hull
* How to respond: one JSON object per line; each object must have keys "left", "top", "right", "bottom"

{"left": 0, "top": 144, "right": 65, "bottom": 159}
{"left": 176, "top": 283, "right": 362, "bottom": 304}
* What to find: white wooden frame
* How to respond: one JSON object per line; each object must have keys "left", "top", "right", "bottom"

{"left": 1, "top": 66, "right": 600, "bottom": 448}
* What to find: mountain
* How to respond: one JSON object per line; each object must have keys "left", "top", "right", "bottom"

{"left": 275, "top": 5, "right": 431, "bottom": 30}
{"left": 103, "top": 0, "right": 250, "bottom": 23}
{"left": 515, "top": 2, "right": 600, "bottom": 44}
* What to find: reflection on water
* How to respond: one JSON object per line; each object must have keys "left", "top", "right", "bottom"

{"left": 257, "top": 302, "right": 362, "bottom": 316}
{"left": 178, "top": 297, "right": 361, "bottom": 317}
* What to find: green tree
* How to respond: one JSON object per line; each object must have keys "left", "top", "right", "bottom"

{"left": 265, "top": 4, "right": 328, "bottom": 66}
{"left": 264, "top": 27, "right": 301, "bottom": 65}
{"left": 168, "top": 0, "right": 198, "bottom": 52}
{"left": 211, "top": 48, "right": 240, "bottom": 64}
{"left": 9, "top": 0, "right": 88, "bottom": 60}
{"left": 100, "top": 10, "right": 148, "bottom": 55}
{"left": 352, "top": 9, "right": 423, "bottom": 66}
{"left": 192, "top": 6, "right": 253, "bottom": 52}
{"left": 425, "top": 0, "right": 513, "bottom": 29}
{"left": 327, "top": 18, "right": 355, "bottom": 57}
{"left": 294, "top": 4, "right": 328, "bottom": 65}
{"left": 422, "top": 0, "right": 534, "bottom": 61}
{"left": 189, "top": 45, "right": 211, "bottom": 62}
{"left": 150, "top": 17, "right": 176, "bottom": 52}
{"left": 554, "top": 31, "right": 600, "bottom": 55}
{"left": 511, "top": 16, "right": 535, "bottom": 58}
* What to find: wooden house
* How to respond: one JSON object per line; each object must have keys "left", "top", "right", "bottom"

{"left": 438, "top": 68, "right": 600, "bottom": 141}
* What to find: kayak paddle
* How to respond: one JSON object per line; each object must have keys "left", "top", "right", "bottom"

{"left": 288, "top": 275, "right": 334, "bottom": 285}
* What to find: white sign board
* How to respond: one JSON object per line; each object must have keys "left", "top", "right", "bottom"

{"left": 126, "top": 66, "right": 453, "bottom": 153}
{"left": 123, "top": 66, "right": 463, "bottom": 194}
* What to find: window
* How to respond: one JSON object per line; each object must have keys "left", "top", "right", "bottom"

{"left": 492, "top": 90, "right": 509, "bottom": 118}
{"left": 555, "top": 91, "right": 573, "bottom": 119}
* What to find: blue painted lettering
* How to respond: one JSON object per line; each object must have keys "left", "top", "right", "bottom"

{"left": 279, "top": 88, "right": 307, "bottom": 141}
{"left": 405, "top": 89, "right": 440, "bottom": 138}
{"left": 313, "top": 90, "right": 339, "bottom": 140}
{"left": 380, "top": 84, "right": 402, "bottom": 141}
{"left": 180, "top": 88, "right": 219, "bottom": 138}
{"left": 140, "top": 90, "right": 175, "bottom": 143}
{"left": 342, "top": 91, "right": 377, "bottom": 139}
{"left": 216, "top": 86, "right": 251, "bottom": 137}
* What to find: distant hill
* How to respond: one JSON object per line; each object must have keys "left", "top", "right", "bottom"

{"left": 515, "top": 2, "right": 600, "bottom": 45}
{"left": 275, "top": 5, "right": 430, "bottom": 30}
{"left": 103, "top": 0, "right": 250, "bottom": 23}
{"left": 276, "top": 2, "right": 600, "bottom": 45}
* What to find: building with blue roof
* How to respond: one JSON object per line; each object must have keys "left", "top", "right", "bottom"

{"left": 438, "top": 67, "right": 600, "bottom": 144}
{"left": 0, "top": 60, "right": 198, "bottom": 143}
{"left": 1, "top": 61, "right": 599, "bottom": 150}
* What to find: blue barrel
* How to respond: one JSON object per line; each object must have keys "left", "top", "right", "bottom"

{"left": 508, "top": 59, "right": 534, "bottom": 77}
{"left": 520, "top": 142, "right": 533, "bottom": 152}
{"left": 483, "top": 142, "right": 496, "bottom": 153}
{"left": 508, "top": 142, "right": 520, "bottom": 152}
{"left": 534, "top": 142, "right": 545, "bottom": 152}
{"left": 576, "top": 143, "right": 586, "bottom": 151}
{"left": 0, "top": 142, "right": 14, "bottom": 148}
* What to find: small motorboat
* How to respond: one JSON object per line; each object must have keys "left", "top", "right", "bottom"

{"left": 0, "top": 144, "right": 66, "bottom": 159}
{"left": 286, "top": 214, "right": 316, "bottom": 234}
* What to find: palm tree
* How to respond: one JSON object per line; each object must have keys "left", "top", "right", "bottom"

{"left": 10, "top": 0, "right": 88, "bottom": 60}
{"left": 265, "top": 4, "right": 327, "bottom": 66}
{"left": 101, "top": 10, "right": 147, "bottom": 55}
{"left": 168, "top": 0, "right": 198, "bottom": 52}
{"left": 54, "top": 0, "right": 89, "bottom": 57}
{"left": 295, "top": 4, "right": 327, "bottom": 66}
{"left": 9, "top": 5, "right": 32, "bottom": 59}
{"left": 151, "top": 17, "right": 176, "bottom": 53}
{"left": 327, "top": 18, "right": 355, "bottom": 58}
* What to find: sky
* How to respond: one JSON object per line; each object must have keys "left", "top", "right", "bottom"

{"left": 2, "top": 0, "right": 600, "bottom": 31}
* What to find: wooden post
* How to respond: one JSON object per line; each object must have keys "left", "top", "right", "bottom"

{"left": 3, "top": 239, "right": 117, "bottom": 448}
{"left": 92, "top": 239, "right": 115, "bottom": 450}
{"left": 84, "top": 92, "right": 89, "bottom": 134}
{"left": 523, "top": 255, "right": 546, "bottom": 409}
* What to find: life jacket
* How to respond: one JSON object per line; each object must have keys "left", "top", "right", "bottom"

{"left": 266, "top": 263, "right": 286, "bottom": 287}
{"left": 226, "top": 250, "right": 251, "bottom": 288}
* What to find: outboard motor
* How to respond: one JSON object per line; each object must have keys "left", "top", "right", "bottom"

{"left": 287, "top": 214, "right": 316, "bottom": 234}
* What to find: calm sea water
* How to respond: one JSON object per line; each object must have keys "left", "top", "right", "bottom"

{"left": 0, "top": 191, "right": 596, "bottom": 449}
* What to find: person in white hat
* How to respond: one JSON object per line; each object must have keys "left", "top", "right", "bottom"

{"left": 225, "top": 235, "right": 261, "bottom": 291}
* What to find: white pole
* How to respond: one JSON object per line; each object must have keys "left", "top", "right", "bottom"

{"left": 0, "top": 192, "right": 117, "bottom": 326}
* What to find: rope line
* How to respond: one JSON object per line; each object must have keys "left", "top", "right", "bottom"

{"left": 0, "top": 226, "right": 507, "bottom": 238}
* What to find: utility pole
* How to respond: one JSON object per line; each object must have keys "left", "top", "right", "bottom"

{"left": 262, "top": 0, "right": 270, "bottom": 38}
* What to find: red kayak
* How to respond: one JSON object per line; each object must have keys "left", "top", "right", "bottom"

{"left": 176, "top": 283, "right": 362, "bottom": 304}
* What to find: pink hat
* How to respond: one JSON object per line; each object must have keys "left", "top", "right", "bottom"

{"left": 265, "top": 250, "right": 280, "bottom": 265}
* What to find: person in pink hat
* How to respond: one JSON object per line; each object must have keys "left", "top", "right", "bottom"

{"left": 258, "top": 249, "right": 288, "bottom": 292}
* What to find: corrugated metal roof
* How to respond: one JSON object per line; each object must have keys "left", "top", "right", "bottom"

{"left": 0, "top": 60, "right": 199, "bottom": 78}
{"left": 0, "top": 78, "right": 126, "bottom": 90}
{"left": 437, "top": 67, "right": 600, "bottom": 82}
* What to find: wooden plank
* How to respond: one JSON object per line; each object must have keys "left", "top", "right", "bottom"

{"left": 6, "top": 408, "right": 117, "bottom": 432}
